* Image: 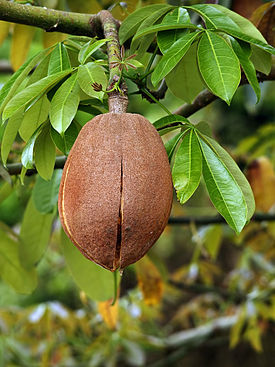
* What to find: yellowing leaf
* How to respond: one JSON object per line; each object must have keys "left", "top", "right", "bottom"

{"left": 135, "top": 256, "right": 163, "bottom": 306}
{"left": 11, "top": 24, "right": 36, "bottom": 71}
{"left": 0, "top": 21, "right": 10, "bottom": 46}
{"left": 98, "top": 299, "right": 118, "bottom": 330}
{"left": 43, "top": 32, "right": 67, "bottom": 49}
{"left": 247, "top": 157, "right": 275, "bottom": 212}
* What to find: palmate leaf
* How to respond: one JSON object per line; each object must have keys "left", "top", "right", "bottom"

{"left": 61, "top": 230, "right": 114, "bottom": 302}
{"left": 250, "top": 46, "right": 271, "bottom": 75}
{"left": 119, "top": 4, "right": 173, "bottom": 44}
{"left": 151, "top": 31, "right": 201, "bottom": 86}
{"left": 49, "top": 72, "right": 80, "bottom": 134}
{"left": 32, "top": 169, "right": 62, "bottom": 214}
{"left": 34, "top": 124, "right": 56, "bottom": 181}
{"left": 133, "top": 23, "right": 198, "bottom": 42}
{"left": 19, "top": 95, "right": 50, "bottom": 142}
{"left": 197, "top": 31, "right": 241, "bottom": 104}
{"left": 153, "top": 114, "right": 190, "bottom": 130}
{"left": 130, "top": 5, "right": 174, "bottom": 55}
{"left": 1, "top": 108, "right": 24, "bottom": 165}
{"left": 165, "top": 41, "right": 205, "bottom": 104}
{"left": 2, "top": 69, "right": 73, "bottom": 121}
{"left": 50, "top": 123, "right": 79, "bottom": 155}
{"left": 157, "top": 7, "right": 191, "bottom": 54}
{"left": 77, "top": 62, "right": 107, "bottom": 100}
{"left": 186, "top": 4, "right": 275, "bottom": 55}
{"left": 172, "top": 129, "right": 202, "bottom": 204}
{"left": 230, "top": 38, "right": 261, "bottom": 102}
{"left": 19, "top": 196, "right": 55, "bottom": 269}
{"left": 78, "top": 39, "right": 109, "bottom": 64}
{"left": 202, "top": 134, "right": 255, "bottom": 221}
{"left": 0, "top": 48, "right": 50, "bottom": 115}
{"left": 165, "top": 131, "right": 186, "bottom": 162}
{"left": 48, "top": 42, "right": 71, "bottom": 75}
{"left": 0, "top": 226, "right": 37, "bottom": 294}
{"left": 21, "top": 125, "right": 43, "bottom": 169}
{"left": 197, "top": 134, "right": 248, "bottom": 234}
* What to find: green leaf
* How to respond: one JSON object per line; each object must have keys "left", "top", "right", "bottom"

{"left": 19, "top": 196, "right": 55, "bottom": 268}
{"left": 119, "top": 4, "right": 172, "bottom": 44}
{"left": 165, "top": 131, "right": 186, "bottom": 162}
{"left": 1, "top": 109, "right": 24, "bottom": 165}
{"left": 172, "top": 129, "right": 202, "bottom": 204}
{"left": 77, "top": 62, "right": 107, "bottom": 100}
{"left": 210, "top": 4, "right": 267, "bottom": 43}
{"left": 48, "top": 42, "right": 71, "bottom": 75}
{"left": 50, "top": 123, "right": 79, "bottom": 155}
{"left": 153, "top": 114, "right": 190, "bottom": 130}
{"left": 230, "top": 38, "right": 261, "bottom": 103}
{"left": 198, "top": 136, "right": 247, "bottom": 233}
{"left": 61, "top": 230, "right": 114, "bottom": 301}
{"left": 3, "top": 69, "right": 73, "bottom": 121}
{"left": 78, "top": 39, "right": 109, "bottom": 64}
{"left": 152, "top": 32, "right": 200, "bottom": 87}
{"left": 32, "top": 169, "right": 62, "bottom": 214}
{"left": 186, "top": 4, "right": 275, "bottom": 54}
{"left": 27, "top": 52, "right": 51, "bottom": 86}
{"left": 197, "top": 31, "right": 241, "bottom": 104}
{"left": 21, "top": 126, "right": 43, "bottom": 169}
{"left": 157, "top": 7, "right": 191, "bottom": 54}
{"left": 49, "top": 73, "right": 80, "bottom": 134}
{"left": 250, "top": 45, "right": 271, "bottom": 75}
{"left": 200, "top": 134, "right": 255, "bottom": 221}
{"left": 19, "top": 95, "right": 50, "bottom": 142}
{"left": 0, "top": 49, "right": 49, "bottom": 116}
{"left": 130, "top": 6, "right": 174, "bottom": 55}
{"left": 166, "top": 41, "right": 205, "bottom": 103}
{"left": 34, "top": 125, "right": 56, "bottom": 181}
{"left": 133, "top": 23, "right": 198, "bottom": 42}
{"left": 0, "top": 227, "right": 37, "bottom": 294}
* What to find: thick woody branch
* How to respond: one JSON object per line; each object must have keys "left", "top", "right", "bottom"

{"left": 0, "top": 0, "right": 101, "bottom": 37}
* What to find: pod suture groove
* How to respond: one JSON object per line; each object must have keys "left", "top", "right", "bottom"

{"left": 58, "top": 112, "right": 173, "bottom": 271}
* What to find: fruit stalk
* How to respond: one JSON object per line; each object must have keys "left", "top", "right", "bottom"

{"left": 98, "top": 10, "right": 128, "bottom": 114}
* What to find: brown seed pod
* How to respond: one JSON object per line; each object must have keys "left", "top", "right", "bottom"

{"left": 58, "top": 113, "right": 173, "bottom": 271}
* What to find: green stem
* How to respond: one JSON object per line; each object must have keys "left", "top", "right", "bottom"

{"left": 141, "top": 88, "right": 172, "bottom": 115}
{"left": 111, "top": 270, "right": 118, "bottom": 306}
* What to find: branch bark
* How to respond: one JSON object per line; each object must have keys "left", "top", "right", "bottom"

{"left": 0, "top": 0, "right": 101, "bottom": 37}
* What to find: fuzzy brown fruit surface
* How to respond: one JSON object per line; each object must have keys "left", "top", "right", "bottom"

{"left": 58, "top": 113, "right": 173, "bottom": 271}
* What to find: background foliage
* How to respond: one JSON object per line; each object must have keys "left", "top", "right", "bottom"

{"left": 0, "top": 0, "right": 275, "bottom": 366}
